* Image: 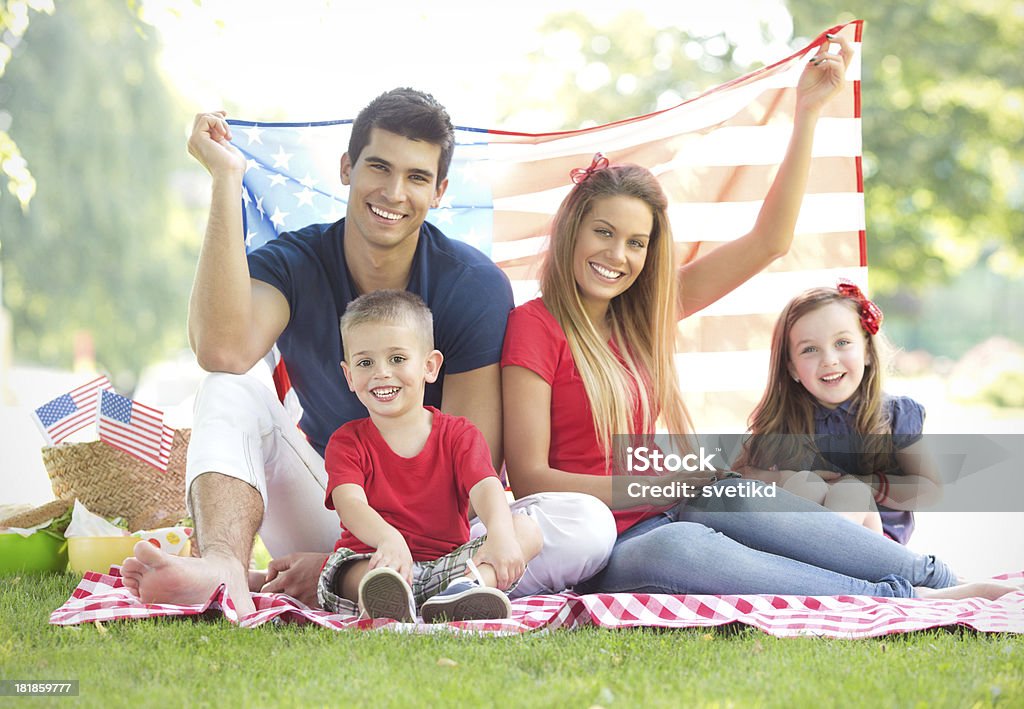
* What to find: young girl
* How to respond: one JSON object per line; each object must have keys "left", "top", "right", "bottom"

{"left": 737, "top": 283, "right": 938, "bottom": 543}
{"left": 502, "top": 32, "right": 1015, "bottom": 600}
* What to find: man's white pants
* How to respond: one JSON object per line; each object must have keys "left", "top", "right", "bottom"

{"left": 185, "top": 372, "right": 617, "bottom": 597}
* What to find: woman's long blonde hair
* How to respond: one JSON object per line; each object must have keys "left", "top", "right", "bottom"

{"left": 737, "top": 287, "right": 892, "bottom": 474}
{"left": 540, "top": 163, "right": 692, "bottom": 469}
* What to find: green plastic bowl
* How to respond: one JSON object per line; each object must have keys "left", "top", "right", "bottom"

{"left": 0, "top": 531, "right": 69, "bottom": 573}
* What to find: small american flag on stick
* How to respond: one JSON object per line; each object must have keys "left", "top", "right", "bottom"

{"left": 32, "top": 375, "right": 113, "bottom": 445}
{"left": 96, "top": 390, "right": 175, "bottom": 472}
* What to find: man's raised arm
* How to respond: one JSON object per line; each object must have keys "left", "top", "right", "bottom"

{"left": 186, "top": 112, "right": 289, "bottom": 373}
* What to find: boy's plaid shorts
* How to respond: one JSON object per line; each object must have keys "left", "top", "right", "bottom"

{"left": 317, "top": 534, "right": 518, "bottom": 615}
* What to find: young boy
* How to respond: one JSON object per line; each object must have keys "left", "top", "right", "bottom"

{"left": 317, "top": 289, "right": 542, "bottom": 622}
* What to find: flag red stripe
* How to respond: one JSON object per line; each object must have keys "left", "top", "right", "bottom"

{"left": 97, "top": 423, "right": 174, "bottom": 466}
{"left": 490, "top": 155, "right": 861, "bottom": 221}
{"left": 481, "top": 26, "right": 849, "bottom": 142}
{"left": 95, "top": 435, "right": 171, "bottom": 470}
{"left": 97, "top": 422, "right": 174, "bottom": 449}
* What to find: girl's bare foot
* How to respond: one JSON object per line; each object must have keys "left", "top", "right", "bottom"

{"left": 915, "top": 581, "right": 1020, "bottom": 601}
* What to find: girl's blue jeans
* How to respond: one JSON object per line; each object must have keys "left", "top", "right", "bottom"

{"left": 577, "top": 480, "right": 956, "bottom": 597}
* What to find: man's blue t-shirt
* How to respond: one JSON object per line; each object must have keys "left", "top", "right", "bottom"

{"left": 247, "top": 219, "right": 514, "bottom": 457}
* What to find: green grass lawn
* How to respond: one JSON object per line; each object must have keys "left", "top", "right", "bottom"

{"left": 2, "top": 573, "right": 1022, "bottom": 708}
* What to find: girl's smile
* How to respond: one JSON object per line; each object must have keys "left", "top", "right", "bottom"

{"left": 787, "top": 302, "right": 870, "bottom": 409}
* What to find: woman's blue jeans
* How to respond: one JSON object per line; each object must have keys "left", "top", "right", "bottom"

{"left": 577, "top": 480, "right": 957, "bottom": 597}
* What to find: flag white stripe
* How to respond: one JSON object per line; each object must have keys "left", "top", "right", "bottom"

{"left": 692, "top": 267, "right": 868, "bottom": 317}
{"left": 666, "top": 194, "right": 866, "bottom": 242}
{"left": 647, "top": 118, "right": 863, "bottom": 168}
{"left": 675, "top": 351, "right": 772, "bottom": 393}
{"left": 494, "top": 182, "right": 864, "bottom": 233}
{"left": 490, "top": 193, "right": 865, "bottom": 263}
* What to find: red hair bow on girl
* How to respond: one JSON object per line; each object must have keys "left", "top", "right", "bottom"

{"left": 570, "top": 153, "right": 610, "bottom": 184}
{"left": 837, "top": 279, "right": 884, "bottom": 335}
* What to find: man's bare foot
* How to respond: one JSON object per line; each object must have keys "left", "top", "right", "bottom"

{"left": 121, "top": 540, "right": 256, "bottom": 618}
{"left": 915, "top": 581, "right": 1020, "bottom": 601}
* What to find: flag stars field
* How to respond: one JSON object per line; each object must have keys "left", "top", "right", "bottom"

{"left": 241, "top": 124, "right": 264, "bottom": 145}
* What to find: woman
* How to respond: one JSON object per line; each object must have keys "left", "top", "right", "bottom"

{"left": 501, "top": 35, "right": 1013, "bottom": 600}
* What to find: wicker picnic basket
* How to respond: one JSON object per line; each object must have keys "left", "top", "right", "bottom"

{"left": 41, "top": 429, "right": 190, "bottom": 532}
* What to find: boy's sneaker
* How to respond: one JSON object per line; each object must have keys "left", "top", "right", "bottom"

{"left": 420, "top": 577, "right": 512, "bottom": 624}
{"left": 357, "top": 567, "right": 416, "bottom": 622}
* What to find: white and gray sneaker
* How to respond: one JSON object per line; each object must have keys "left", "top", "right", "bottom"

{"left": 420, "top": 563, "right": 512, "bottom": 623}
{"left": 357, "top": 567, "right": 416, "bottom": 622}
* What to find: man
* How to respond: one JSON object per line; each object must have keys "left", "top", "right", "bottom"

{"left": 121, "top": 89, "right": 615, "bottom": 618}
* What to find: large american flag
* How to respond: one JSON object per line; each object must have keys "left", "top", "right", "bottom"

{"left": 32, "top": 375, "right": 114, "bottom": 445}
{"left": 231, "top": 21, "right": 865, "bottom": 432}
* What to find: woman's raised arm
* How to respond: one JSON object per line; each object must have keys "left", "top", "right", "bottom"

{"left": 676, "top": 33, "right": 855, "bottom": 319}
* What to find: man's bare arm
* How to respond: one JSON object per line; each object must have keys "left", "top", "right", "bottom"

{"left": 185, "top": 112, "right": 289, "bottom": 372}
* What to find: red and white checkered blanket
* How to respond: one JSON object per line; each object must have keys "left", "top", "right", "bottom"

{"left": 51, "top": 568, "right": 1024, "bottom": 638}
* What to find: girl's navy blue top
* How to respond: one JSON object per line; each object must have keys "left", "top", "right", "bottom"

{"left": 812, "top": 395, "right": 925, "bottom": 544}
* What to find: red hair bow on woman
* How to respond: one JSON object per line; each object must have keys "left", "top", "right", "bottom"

{"left": 570, "top": 153, "right": 610, "bottom": 184}
{"left": 837, "top": 279, "right": 884, "bottom": 335}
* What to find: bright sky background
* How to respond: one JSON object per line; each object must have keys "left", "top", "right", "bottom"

{"left": 140, "top": 0, "right": 795, "bottom": 128}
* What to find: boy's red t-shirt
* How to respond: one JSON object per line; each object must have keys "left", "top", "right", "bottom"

{"left": 324, "top": 407, "right": 497, "bottom": 560}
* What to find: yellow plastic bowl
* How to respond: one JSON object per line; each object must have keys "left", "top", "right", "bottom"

{"left": 67, "top": 536, "right": 192, "bottom": 574}
{"left": 67, "top": 536, "right": 140, "bottom": 574}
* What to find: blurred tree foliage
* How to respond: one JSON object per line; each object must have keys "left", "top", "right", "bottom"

{"left": 784, "top": 1, "right": 1023, "bottom": 292}
{"left": 0, "top": 0, "right": 196, "bottom": 383}
{"left": 499, "top": 5, "right": 1023, "bottom": 297}
{"left": 0, "top": 0, "right": 54, "bottom": 208}
{"left": 498, "top": 9, "right": 736, "bottom": 131}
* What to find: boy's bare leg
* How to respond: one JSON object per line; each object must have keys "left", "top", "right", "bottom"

{"left": 120, "top": 473, "right": 262, "bottom": 618}
{"left": 334, "top": 559, "right": 372, "bottom": 603}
